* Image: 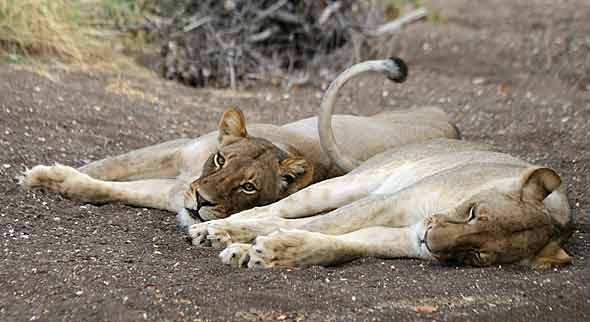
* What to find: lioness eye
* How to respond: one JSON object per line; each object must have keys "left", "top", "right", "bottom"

{"left": 213, "top": 153, "right": 225, "bottom": 168}
{"left": 467, "top": 205, "right": 477, "bottom": 222}
{"left": 241, "top": 182, "right": 257, "bottom": 194}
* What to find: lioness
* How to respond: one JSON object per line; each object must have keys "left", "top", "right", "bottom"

{"left": 20, "top": 58, "right": 459, "bottom": 227}
{"left": 189, "top": 88, "right": 574, "bottom": 269}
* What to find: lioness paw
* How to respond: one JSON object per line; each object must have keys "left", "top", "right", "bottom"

{"left": 219, "top": 243, "right": 251, "bottom": 267}
{"left": 247, "top": 229, "right": 334, "bottom": 268}
{"left": 20, "top": 165, "right": 61, "bottom": 189}
{"left": 246, "top": 230, "right": 305, "bottom": 268}
{"left": 19, "top": 164, "right": 88, "bottom": 192}
{"left": 206, "top": 226, "right": 233, "bottom": 249}
{"left": 188, "top": 223, "right": 212, "bottom": 247}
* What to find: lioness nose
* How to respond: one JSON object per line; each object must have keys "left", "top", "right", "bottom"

{"left": 425, "top": 227, "right": 452, "bottom": 254}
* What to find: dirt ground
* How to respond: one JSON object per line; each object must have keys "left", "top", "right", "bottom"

{"left": 1, "top": 1, "right": 589, "bottom": 321}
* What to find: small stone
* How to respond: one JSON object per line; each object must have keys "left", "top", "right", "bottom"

{"left": 75, "top": 291, "right": 83, "bottom": 296}
{"left": 472, "top": 77, "right": 485, "bottom": 85}
{"left": 2, "top": 164, "right": 10, "bottom": 169}
{"left": 414, "top": 304, "right": 438, "bottom": 313}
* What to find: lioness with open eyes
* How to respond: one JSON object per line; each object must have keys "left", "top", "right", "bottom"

{"left": 20, "top": 58, "right": 460, "bottom": 226}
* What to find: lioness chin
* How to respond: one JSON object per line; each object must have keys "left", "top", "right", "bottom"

{"left": 20, "top": 58, "right": 460, "bottom": 229}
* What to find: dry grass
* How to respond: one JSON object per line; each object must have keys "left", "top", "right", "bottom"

{"left": 0, "top": 0, "right": 102, "bottom": 62}
{"left": 0, "top": 0, "right": 163, "bottom": 88}
{"left": 0, "top": 0, "right": 152, "bottom": 64}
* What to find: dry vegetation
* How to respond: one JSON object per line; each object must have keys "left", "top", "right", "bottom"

{"left": 0, "top": 0, "right": 149, "bottom": 64}
{"left": 156, "top": 0, "right": 428, "bottom": 88}
{"left": 0, "top": 0, "right": 428, "bottom": 88}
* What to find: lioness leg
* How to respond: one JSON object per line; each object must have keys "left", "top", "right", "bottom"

{"left": 230, "top": 171, "right": 388, "bottom": 220}
{"left": 79, "top": 138, "right": 192, "bottom": 181}
{"left": 242, "top": 226, "right": 425, "bottom": 268}
{"left": 22, "top": 164, "right": 185, "bottom": 211}
{"left": 191, "top": 185, "right": 413, "bottom": 248}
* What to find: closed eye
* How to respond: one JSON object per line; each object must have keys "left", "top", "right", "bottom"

{"left": 467, "top": 204, "right": 477, "bottom": 222}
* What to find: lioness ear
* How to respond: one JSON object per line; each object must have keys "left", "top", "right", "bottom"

{"left": 279, "top": 157, "right": 314, "bottom": 194}
{"left": 218, "top": 107, "right": 248, "bottom": 143}
{"left": 519, "top": 167, "right": 561, "bottom": 202}
{"left": 530, "top": 241, "right": 572, "bottom": 269}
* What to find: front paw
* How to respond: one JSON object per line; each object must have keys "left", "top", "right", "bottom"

{"left": 194, "top": 220, "right": 264, "bottom": 249}
{"left": 247, "top": 229, "right": 334, "bottom": 268}
{"left": 188, "top": 221, "right": 238, "bottom": 248}
{"left": 19, "top": 164, "right": 93, "bottom": 198}
{"left": 20, "top": 164, "right": 69, "bottom": 189}
{"left": 206, "top": 226, "right": 234, "bottom": 249}
{"left": 246, "top": 229, "right": 305, "bottom": 268}
{"left": 219, "top": 243, "right": 251, "bottom": 267}
{"left": 188, "top": 222, "right": 212, "bottom": 247}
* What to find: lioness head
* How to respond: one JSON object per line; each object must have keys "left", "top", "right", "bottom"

{"left": 422, "top": 167, "right": 572, "bottom": 268}
{"left": 183, "top": 107, "right": 314, "bottom": 222}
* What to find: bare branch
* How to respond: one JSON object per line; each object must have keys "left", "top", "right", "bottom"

{"left": 372, "top": 7, "right": 428, "bottom": 37}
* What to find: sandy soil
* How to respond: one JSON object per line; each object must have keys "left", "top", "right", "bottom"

{"left": 1, "top": 1, "right": 589, "bottom": 321}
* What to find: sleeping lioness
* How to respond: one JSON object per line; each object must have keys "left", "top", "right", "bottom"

{"left": 20, "top": 58, "right": 459, "bottom": 227}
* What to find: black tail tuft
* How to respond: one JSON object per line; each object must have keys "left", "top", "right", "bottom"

{"left": 388, "top": 56, "right": 408, "bottom": 83}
